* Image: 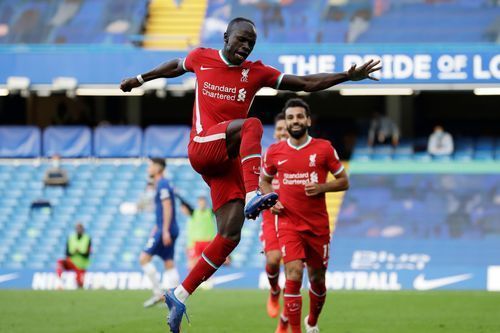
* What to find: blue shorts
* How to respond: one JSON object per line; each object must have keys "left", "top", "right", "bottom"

{"left": 143, "top": 231, "right": 177, "bottom": 261}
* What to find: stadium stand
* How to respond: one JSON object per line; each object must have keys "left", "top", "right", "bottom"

{"left": 0, "top": 125, "right": 281, "bottom": 271}
{"left": 0, "top": 125, "right": 277, "bottom": 159}
{"left": 0, "top": 0, "right": 148, "bottom": 44}
{"left": 143, "top": 0, "right": 207, "bottom": 49}
{"left": 336, "top": 171, "right": 500, "bottom": 240}
{"left": 1, "top": 0, "right": 498, "bottom": 46}
{"left": 43, "top": 126, "right": 92, "bottom": 158}
{"left": 201, "top": 0, "right": 500, "bottom": 45}
{"left": 351, "top": 137, "right": 500, "bottom": 162}
{"left": 0, "top": 159, "right": 264, "bottom": 270}
{"left": 0, "top": 126, "right": 41, "bottom": 158}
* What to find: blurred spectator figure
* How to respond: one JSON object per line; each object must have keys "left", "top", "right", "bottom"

{"left": 180, "top": 196, "right": 217, "bottom": 270}
{"left": 368, "top": 111, "right": 400, "bottom": 147}
{"left": 56, "top": 223, "right": 91, "bottom": 289}
{"left": 347, "top": 9, "right": 371, "bottom": 43}
{"left": 427, "top": 125, "right": 454, "bottom": 156}
{"left": 137, "top": 180, "right": 156, "bottom": 213}
{"left": 259, "top": 2, "right": 284, "bottom": 39}
{"left": 44, "top": 154, "right": 69, "bottom": 186}
{"left": 485, "top": 16, "right": 500, "bottom": 43}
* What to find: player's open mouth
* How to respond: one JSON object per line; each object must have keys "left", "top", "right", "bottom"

{"left": 235, "top": 51, "right": 248, "bottom": 60}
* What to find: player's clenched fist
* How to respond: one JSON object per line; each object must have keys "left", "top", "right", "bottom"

{"left": 305, "top": 182, "right": 324, "bottom": 196}
{"left": 120, "top": 77, "right": 142, "bottom": 92}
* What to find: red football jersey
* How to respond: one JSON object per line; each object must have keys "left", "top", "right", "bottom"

{"left": 183, "top": 48, "right": 283, "bottom": 138}
{"left": 263, "top": 136, "right": 344, "bottom": 235}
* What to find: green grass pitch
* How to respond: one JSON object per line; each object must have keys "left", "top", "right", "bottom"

{"left": 1, "top": 290, "right": 499, "bottom": 333}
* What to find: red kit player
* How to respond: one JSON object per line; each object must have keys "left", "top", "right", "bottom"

{"left": 261, "top": 98, "right": 350, "bottom": 333}
{"left": 260, "top": 112, "right": 288, "bottom": 324}
{"left": 121, "top": 17, "right": 379, "bottom": 333}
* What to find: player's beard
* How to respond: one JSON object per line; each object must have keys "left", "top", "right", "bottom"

{"left": 287, "top": 124, "right": 308, "bottom": 139}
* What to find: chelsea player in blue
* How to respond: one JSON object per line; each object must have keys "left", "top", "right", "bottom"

{"left": 140, "top": 158, "right": 180, "bottom": 308}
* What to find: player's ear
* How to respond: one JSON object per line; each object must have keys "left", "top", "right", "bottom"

{"left": 223, "top": 32, "right": 228, "bottom": 43}
{"left": 307, "top": 116, "right": 312, "bottom": 127}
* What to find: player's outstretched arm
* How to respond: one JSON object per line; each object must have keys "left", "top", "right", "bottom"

{"left": 279, "top": 59, "right": 381, "bottom": 92}
{"left": 120, "top": 58, "right": 187, "bottom": 92}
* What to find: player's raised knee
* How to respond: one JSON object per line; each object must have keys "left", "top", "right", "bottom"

{"left": 243, "top": 117, "right": 263, "bottom": 134}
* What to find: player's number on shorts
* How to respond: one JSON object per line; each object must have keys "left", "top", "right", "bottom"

{"left": 323, "top": 243, "right": 330, "bottom": 259}
{"left": 146, "top": 237, "right": 155, "bottom": 249}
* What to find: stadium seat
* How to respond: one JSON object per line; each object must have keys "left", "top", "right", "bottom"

{"left": 43, "top": 126, "right": 92, "bottom": 158}
{"left": 0, "top": 126, "right": 41, "bottom": 157}
{"left": 94, "top": 126, "right": 143, "bottom": 158}
{"left": 143, "top": 126, "right": 190, "bottom": 158}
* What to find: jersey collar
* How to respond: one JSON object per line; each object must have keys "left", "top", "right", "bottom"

{"left": 287, "top": 136, "right": 312, "bottom": 150}
{"left": 219, "top": 50, "right": 241, "bottom": 67}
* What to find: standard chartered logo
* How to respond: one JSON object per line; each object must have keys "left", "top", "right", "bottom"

{"left": 237, "top": 88, "right": 247, "bottom": 102}
{"left": 202, "top": 82, "right": 247, "bottom": 102}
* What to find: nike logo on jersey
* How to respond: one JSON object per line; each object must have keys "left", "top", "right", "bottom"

{"left": 200, "top": 66, "right": 214, "bottom": 71}
{"left": 278, "top": 160, "right": 288, "bottom": 165}
{"left": 413, "top": 273, "right": 472, "bottom": 290}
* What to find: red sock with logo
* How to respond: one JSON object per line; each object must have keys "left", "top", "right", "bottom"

{"left": 181, "top": 234, "right": 238, "bottom": 294}
{"left": 266, "top": 264, "right": 281, "bottom": 293}
{"left": 284, "top": 279, "right": 302, "bottom": 333}
{"left": 308, "top": 281, "right": 327, "bottom": 326}
{"left": 240, "top": 117, "right": 263, "bottom": 193}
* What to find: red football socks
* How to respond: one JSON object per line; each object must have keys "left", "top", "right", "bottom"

{"left": 240, "top": 117, "right": 263, "bottom": 193}
{"left": 284, "top": 279, "right": 302, "bottom": 333}
{"left": 182, "top": 234, "right": 238, "bottom": 294}
{"left": 266, "top": 264, "right": 281, "bottom": 293}
{"left": 308, "top": 281, "right": 327, "bottom": 327}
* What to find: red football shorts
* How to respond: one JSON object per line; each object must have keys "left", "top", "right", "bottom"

{"left": 260, "top": 210, "right": 280, "bottom": 252}
{"left": 277, "top": 224, "right": 331, "bottom": 269}
{"left": 189, "top": 241, "right": 211, "bottom": 260}
{"left": 188, "top": 121, "right": 245, "bottom": 212}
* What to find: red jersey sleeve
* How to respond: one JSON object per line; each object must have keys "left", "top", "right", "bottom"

{"left": 182, "top": 47, "right": 204, "bottom": 72}
{"left": 255, "top": 61, "right": 284, "bottom": 89}
{"left": 326, "top": 143, "right": 344, "bottom": 176}
{"left": 262, "top": 145, "right": 277, "bottom": 177}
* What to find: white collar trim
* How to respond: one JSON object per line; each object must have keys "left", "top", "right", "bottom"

{"left": 218, "top": 50, "right": 240, "bottom": 67}
{"left": 287, "top": 136, "right": 312, "bottom": 150}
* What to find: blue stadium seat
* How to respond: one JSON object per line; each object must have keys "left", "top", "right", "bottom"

{"left": 94, "top": 126, "right": 142, "bottom": 158}
{"left": 43, "top": 126, "right": 92, "bottom": 158}
{"left": 0, "top": 126, "right": 41, "bottom": 157}
{"left": 144, "top": 126, "right": 190, "bottom": 158}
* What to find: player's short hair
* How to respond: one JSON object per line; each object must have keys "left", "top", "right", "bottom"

{"left": 150, "top": 158, "right": 166, "bottom": 170}
{"left": 274, "top": 112, "right": 285, "bottom": 123}
{"left": 226, "top": 17, "right": 256, "bottom": 34}
{"left": 283, "top": 98, "right": 311, "bottom": 117}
